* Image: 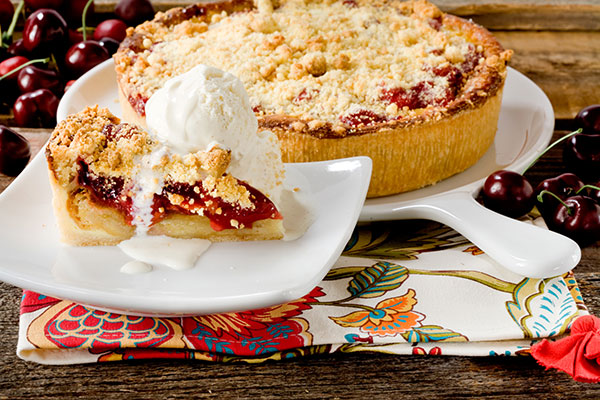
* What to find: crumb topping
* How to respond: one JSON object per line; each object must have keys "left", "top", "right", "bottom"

{"left": 46, "top": 106, "right": 257, "bottom": 209}
{"left": 115, "top": 0, "right": 511, "bottom": 133}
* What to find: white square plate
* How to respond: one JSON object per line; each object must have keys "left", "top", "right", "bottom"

{"left": 0, "top": 60, "right": 372, "bottom": 316}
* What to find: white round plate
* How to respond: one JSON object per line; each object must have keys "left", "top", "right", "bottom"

{"left": 361, "top": 67, "right": 555, "bottom": 220}
{"left": 50, "top": 60, "right": 578, "bottom": 281}
{"left": 0, "top": 60, "right": 373, "bottom": 316}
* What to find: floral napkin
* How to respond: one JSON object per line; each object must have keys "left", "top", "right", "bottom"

{"left": 17, "top": 217, "right": 587, "bottom": 365}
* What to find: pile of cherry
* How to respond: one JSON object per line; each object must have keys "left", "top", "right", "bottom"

{"left": 482, "top": 105, "right": 600, "bottom": 247}
{"left": 0, "top": 0, "right": 154, "bottom": 127}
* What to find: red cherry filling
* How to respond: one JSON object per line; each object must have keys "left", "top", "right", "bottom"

{"left": 160, "top": 181, "right": 282, "bottom": 231}
{"left": 77, "top": 161, "right": 281, "bottom": 231}
{"left": 428, "top": 17, "right": 442, "bottom": 31}
{"left": 293, "top": 88, "right": 319, "bottom": 104}
{"left": 128, "top": 93, "right": 148, "bottom": 117}
{"left": 379, "top": 46, "right": 481, "bottom": 112}
{"left": 339, "top": 109, "right": 387, "bottom": 127}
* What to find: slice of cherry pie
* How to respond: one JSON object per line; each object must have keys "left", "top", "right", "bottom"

{"left": 45, "top": 106, "right": 284, "bottom": 246}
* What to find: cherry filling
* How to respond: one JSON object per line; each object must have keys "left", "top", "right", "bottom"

{"left": 77, "top": 161, "right": 133, "bottom": 223}
{"left": 77, "top": 161, "right": 282, "bottom": 232}
{"left": 128, "top": 93, "right": 148, "bottom": 117}
{"left": 339, "top": 110, "right": 387, "bottom": 127}
{"left": 293, "top": 88, "right": 319, "bottom": 104}
{"left": 379, "top": 47, "right": 481, "bottom": 112}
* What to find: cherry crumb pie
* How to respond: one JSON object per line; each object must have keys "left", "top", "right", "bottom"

{"left": 45, "top": 106, "right": 284, "bottom": 246}
{"left": 115, "top": 0, "right": 512, "bottom": 197}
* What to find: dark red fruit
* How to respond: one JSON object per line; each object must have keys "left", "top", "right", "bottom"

{"left": 575, "top": 105, "right": 600, "bottom": 135}
{"left": 563, "top": 133, "right": 600, "bottom": 180}
{"left": 98, "top": 37, "right": 120, "bottom": 56}
{"left": 482, "top": 170, "right": 535, "bottom": 218}
{"left": 13, "top": 88, "right": 59, "bottom": 127}
{"left": 115, "top": 0, "right": 155, "bottom": 25}
{"left": 22, "top": 9, "right": 68, "bottom": 54}
{"left": 589, "top": 182, "right": 600, "bottom": 203}
{"left": 60, "top": 0, "right": 94, "bottom": 26}
{"left": 94, "top": 19, "right": 127, "bottom": 42}
{"left": 64, "top": 40, "right": 110, "bottom": 79}
{"left": 0, "top": 126, "right": 31, "bottom": 176}
{"left": 0, "top": 57, "right": 25, "bottom": 105}
{"left": 64, "top": 79, "right": 76, "bottom": 91}
{"left": 7, "top": 39, "right": 32, "bottom": 58}
{"left": 24, "top": 0, "right": 63, "bottom": 10}
{"left": 552, "top": 195, "right": 600, "bottom": 246}
{"left": 0, "top": 0, "right": 14, "bottom": 28}
{"left": 0, "top": 56, "right": 29, "bottom": 81}
{"left": 68, "top": 28, "right": 84, "bottom": 46}
{"left": 17, "top": 65, "right": 64, "bottom": 95}
{"left": 535, "top": 173, "right": 584, "bottom": 224}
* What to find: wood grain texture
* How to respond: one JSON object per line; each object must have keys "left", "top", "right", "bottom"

{"left": 496, "top": 31, "right": 600, "bottom": 119}
{"left": 89, "top": 0, "right": 600, "bottom": 29}
{"left": 0, "top": 129, "right": 599, "bottom": 399}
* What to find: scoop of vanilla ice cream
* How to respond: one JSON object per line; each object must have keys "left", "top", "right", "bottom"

{"left": 145, "top": 65, "right": 284, "bottom": 204}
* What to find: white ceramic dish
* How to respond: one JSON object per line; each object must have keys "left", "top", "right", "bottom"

{"left": 0, "top": 153, "right": 371, "bottom": 316}
{"left": 53, "top": 60, "right": 579, "bottom": 281}
{"left": 0, "top": 59, "right": 373, "bottom": 316}
{"left": 361, "top": 68, "right": 580, "bottom": 278}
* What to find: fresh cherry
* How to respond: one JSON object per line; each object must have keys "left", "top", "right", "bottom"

{"left": 482, "top": 170, "right": 535, "bottom": 218}
{"left": 0, "top": 0, "right": 14, "bottom": 28}
{"left": 13, "top": 88, "right": 59, "bottom": 127}
{"left": 64, "top": 79, "right": 76, "bottom": 91}
{"left": 590, "top": 182, "right": 600, "bottom": 203}
{"left": 17, "top": 65, "right": 64, "bottom": 95}
{"left": 0, "top": 57, "right": 29, "bottom": 106}
{"left": 535, "top": 173, "right": 584, "bottom": 224}
{"left": 68, "top": 28, "right": 84, "bottom": 46}
{"left": 60, "top": 0, "right": 94, "bottom": 26}
{"left": 0, "top": 56, "right": 29, "bottom": 81}
{"left": 7, "top": 39, "right": 33, "bottom": 58}
{"left": 115, "top": 0, "right": 155, "bottom": 25}
{"left": 98, "top": 37, "right": 120, "bottom": 55}
{"left": 552, "top": 195, "right": 600, "bottom": 247}
{"left": 64, "top": 40, "right": 110, "bottom": 79}
{"left": 0, "top": 126, "right": 31, "bottom": 176}
{"left": 94, "top": 19, "right": 127, "bottom": 42}
{"left": 563, "top": 133, "right": 600, "bottom": 180}
{"left": 24, "top": 0, "right": 63, "bottom": 10}
{"left": 22, "top": 9, "right": 68, "bottom": 54}
{"left": 575, "top": 104, "right": 600, "bottom": 135}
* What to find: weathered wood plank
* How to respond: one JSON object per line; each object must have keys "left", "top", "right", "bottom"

{"left": 89, "top": 0, "right": 600, "bottom": 30}
{"left": 495, "top": 31, "right": 600, "bottom": 119}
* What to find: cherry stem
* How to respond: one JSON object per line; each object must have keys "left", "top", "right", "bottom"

{"left": 81, "top": 0, "right": 94, "bottom": 42}
{"left": 523, "top": 128, "right": 583, "bottom": 174}
{"left": 0, "top": 57, "right": 49, "bottom": 81}
{"left": 537, "top": 189, "right": 573, "bottom": 216}
{"left": 3, "top": 0, "right": 24, "bottom": 45}
{"left": 576, "top": 185, "right": 600, "bottom": 195}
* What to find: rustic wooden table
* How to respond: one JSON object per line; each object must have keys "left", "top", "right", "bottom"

{"left": 1, "top": 1, "right": 600, "bottom": 398}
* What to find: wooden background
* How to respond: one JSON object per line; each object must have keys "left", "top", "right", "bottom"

{"left": 1, "top": 1, "right": 600, "bottom": 398}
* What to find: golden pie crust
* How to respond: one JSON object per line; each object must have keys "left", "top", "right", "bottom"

{"left": 115, "top": 0, "right": 512, "bottom": 197}
{"left": 45, "top": 106, "right": 283, "bottom": 246}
